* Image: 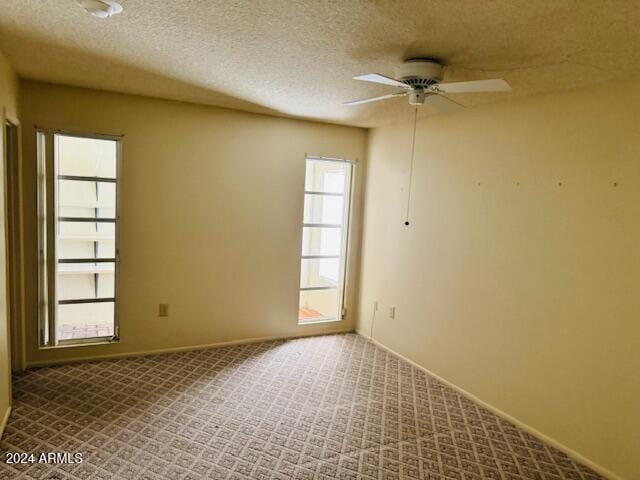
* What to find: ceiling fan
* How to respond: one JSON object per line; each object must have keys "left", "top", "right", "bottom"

{"left": 345, "top": 59, "right": 512, "bottom": 227}
{"left": 343, "top": 58, "right": 511, "bottom": 113}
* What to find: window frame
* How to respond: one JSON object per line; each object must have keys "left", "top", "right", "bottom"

{"left": 298, "top": 154, "right": 355, "bottom": 325}
{"left": 36, "top": 128, "right": 122, "bottom": 348}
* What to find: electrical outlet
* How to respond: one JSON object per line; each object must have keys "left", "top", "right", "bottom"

{"left": 389, "top": 306, "right": 395, "bottom": 319}
{"left": 159, "top": 303, "right": 169, "bottom": 317}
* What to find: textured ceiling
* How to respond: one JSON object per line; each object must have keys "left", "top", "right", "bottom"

{"left": 1, "top": 1, "right": 639, "bottom": 127}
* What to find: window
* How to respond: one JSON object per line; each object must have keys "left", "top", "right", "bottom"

{"left": 298, "top": 156, "right": 353, "bottom": 323}
{"left": 37, "top": 131, "right": 120, "bottom": 346}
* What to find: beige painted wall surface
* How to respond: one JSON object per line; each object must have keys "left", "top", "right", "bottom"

{"left": 19, "top": 80, "right": 367, "bottom": 365}
{"left": 357, "top": 81, "right": 640, "bottom": 480}
{"left": 0, "top": 49, "right": 19, "bottom": 429}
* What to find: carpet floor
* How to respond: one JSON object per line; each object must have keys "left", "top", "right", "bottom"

{"left": 1, "top": 333, "right": 604, "bottom": 480}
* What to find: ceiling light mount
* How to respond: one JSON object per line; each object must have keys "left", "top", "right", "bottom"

{"left": 76, "top": 0, "right": 123, "bottom": 18}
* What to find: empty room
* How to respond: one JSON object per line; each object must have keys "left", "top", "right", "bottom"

{"left": 0, "top": 1, "right": 637, "bottom": 479}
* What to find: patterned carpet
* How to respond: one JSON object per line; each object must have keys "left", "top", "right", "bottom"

{"left": 1, "top": 333, "right": 604, "bottom": 480}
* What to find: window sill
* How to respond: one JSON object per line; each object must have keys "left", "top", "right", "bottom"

{"left": 298, "top": 317, "right": 342, "bottom": 326}
{"left": 39, "top": 338, "right": 119, "bottom": 349}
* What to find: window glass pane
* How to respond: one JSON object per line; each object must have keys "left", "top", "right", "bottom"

{"left": 58, "top": 180, "right": 116, "bottom": 218}
{"left": 57, "top": 135, "right": 116, "bottom": 178}
{"left": 57, "top": 263, "right": 115, "bottom": 300}
{"left": 299, "top": 289, "right": 339, "bottom": 323}
{"left": 38, "top": 133, "right": 119, "bottom": 347}
{"left": 298, "top": 157, "right": 351, "bottom": 325}
{"left": 303, "top": 194, "right": 344, "bottom": 224}
{"left": 304, "top": 159, "right": 347, "bottom": 193}
{"left": 58, "top": 221, "right": 115, "bottom": 239}
{"left": 301, "top": 227, "right": 342, "bottom": 256}
{"left": 300, "top": 258, "right": 340, "bottom": 289}
{"left": 58, "top": 239, "right": 115, "bottom": 259}
{"left": 57, "top": 302, "right": 114, "bottom": 341}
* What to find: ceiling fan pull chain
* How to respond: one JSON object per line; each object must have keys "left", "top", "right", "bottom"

{"left": 404, "top": 106, "right": 418, "bottom": 226}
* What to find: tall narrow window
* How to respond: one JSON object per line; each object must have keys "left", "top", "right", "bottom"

{"left": 298, "top": 156, "right": 353, "bottom": 324}
{"left": 37, "top": 131, "right": 120, "bottom": 346}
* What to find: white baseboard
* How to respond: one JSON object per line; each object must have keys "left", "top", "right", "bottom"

{"left": 356, "top": 329, "right": 624, "bottom": 480}
{"left": 0, "top": 406, "right": 11, "bottom": 439}
{"left": 26, "top": 328, "right": 354, "bottom": 368}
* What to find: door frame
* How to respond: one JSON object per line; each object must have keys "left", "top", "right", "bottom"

{"left": 2, "top": 108, "right": 25, "bottom": 372}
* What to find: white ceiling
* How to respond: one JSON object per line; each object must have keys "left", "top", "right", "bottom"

{"left": 1, "top": 1, "right": 639, "bottom": 127}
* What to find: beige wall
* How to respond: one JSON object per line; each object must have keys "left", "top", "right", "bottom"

{"left": 19, "top": 80, "right": 367, "bottom": 365}
{"left": 0, "top": 49, "right": 19, "bottom": 432}
{"left": 357, "top": 80, "right": 640, "bottom": 480}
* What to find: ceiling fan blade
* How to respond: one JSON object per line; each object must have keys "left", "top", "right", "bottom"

{"left": 427, "top": 94, "right": 465, "bottom": 113}
{"left": 342, "top": 91, "right": 407, "bottom": 106}
{"left": 436, "top": 78, "right": 511, "bottom": 93}
{"left": 353, "top": 73, "right": 410, "bottom": 89}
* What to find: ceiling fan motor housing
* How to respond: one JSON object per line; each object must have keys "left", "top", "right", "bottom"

{"left": 395, "top": 59, "right": 444, "bottom": 88}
